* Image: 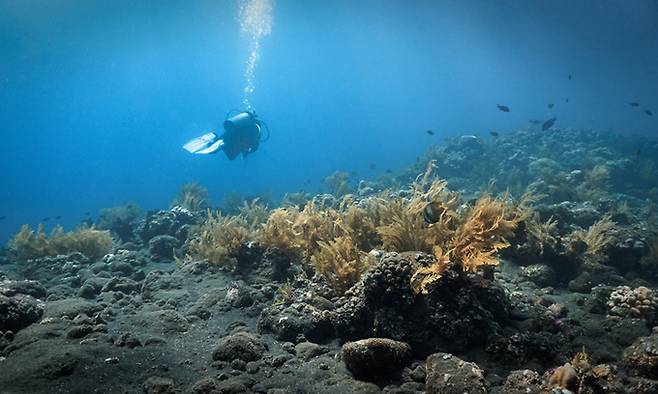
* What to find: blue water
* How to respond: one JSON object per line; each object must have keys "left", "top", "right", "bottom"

{"left": 1, "top": 0, "right": 657, "bottom": 242}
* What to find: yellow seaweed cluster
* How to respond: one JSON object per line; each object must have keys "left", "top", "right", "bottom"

{"left": 10, "top": 224, "right": 112, "bottom": 261}
{"left": 187, "top": 210, "right": 248, "bottom": 268}
{"left": 171, "top": 182, "right": 210, "bottom": 211}
{"left": 569, "top": 214, "right": 616, "bottom": 264}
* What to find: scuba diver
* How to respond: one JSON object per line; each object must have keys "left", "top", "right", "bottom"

{"left": 183, "top": 111, "right": 268, "bottom": 160}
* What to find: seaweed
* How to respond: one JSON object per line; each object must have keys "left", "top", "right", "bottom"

{"left": 569, "top": 214, "right": 616, "bottom": 264}
{"left": 525, "top": 213, "right": 559, "bottom": 256}
{"left": 187, "top": 210, "right": 249, "bottom": 268}
{"left": 10, "top": 224, "right": 112, "bottom": 261}
{"left": 323, "top": 171, "right": 353, "bottom": 197}
{"left": 239, "top": 197, "right": 270, "bottom": 232}
{"left": 171, "top": 182, "right": 210, "bottom": 212}
{"left": 311, "top": 236, "right": 373, "bottom": 294}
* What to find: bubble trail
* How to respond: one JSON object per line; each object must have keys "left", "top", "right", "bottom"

{"left": 238, "top": 0, "right": 273, "bottom": 110}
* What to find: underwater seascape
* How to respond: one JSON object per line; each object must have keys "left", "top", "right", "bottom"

{"left": 2, "top": 1, "right": 658, "bottom": 393}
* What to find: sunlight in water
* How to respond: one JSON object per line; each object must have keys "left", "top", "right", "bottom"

{"left": 239, "top": 0, "right": 273, "bottom": 110}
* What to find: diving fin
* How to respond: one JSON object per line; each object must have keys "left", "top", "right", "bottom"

{"left": 183, "top": 132, "right": 224, "bottom": 154}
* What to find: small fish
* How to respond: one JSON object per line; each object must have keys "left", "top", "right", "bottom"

{"left": 54, "top": 216, "right": 61, "bottom": 220}
{"left": 636, "top": 149, "right": 642, "bottom": 157}
{"left": 426, "top": 129, "right": 435, "bottom": 136}
{"left": 542, "top": 117, "right": 557, "bottom": 131}
{"left": 369, "top": 163, "right": 376, "bottom": 170}
{"left": 645, "top": 109, "right": 653, "bottom": 116}
{"left": 496, "top": 104, "right": 510, "bottom": 112}
{"left": 84, "top": 212, "right": 91, "bottom": 216}
{"left": 629, "top": 102, "right": 641, "bottom": 107}
{"left": 548, "top": 103, "right": 554, "bottom": 109}
{"left": 0, "top": 216, "right": 5, "bottom": 220}
{"left": 529, "top": 119, "right": 541, "bottom": 125}
{"left": 565, "top": 97, "right": 569, "bottom": 103}
{"left": 42, "top": 217, "right": 50, "bottom": 222}
{"left": 423, "top": 202, "right": 446, "bottom": 224}
{"left": 385, "top": 169, "right": 393, "bottom": 174}
{"left": 304, "top": 179, "right": 311, "bottom": 184}
{"left": 489, "top": 131, "right": 499, "bottom": 137}
{"left": 568, "top": 74, "right": 572, "bottom": 80}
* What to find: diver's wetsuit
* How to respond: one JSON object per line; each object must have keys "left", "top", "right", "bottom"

{"left": 219, "top": 113, "right": 261, "bottom": 160}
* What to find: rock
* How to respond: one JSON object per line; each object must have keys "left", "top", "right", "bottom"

{"left": 520, "top": 264, "right": 557, "bottom": 287}
{"left": 148, "top": 235, "right": 179, "bottom": 260}
{"left": 341, "top": 338, "right": 411, "bottom": 381}
{"left": 66, "top": 324, "right": 93, "bottom": 339}
{"left": 294, "top": 341, "right": 328, "bottom": 361}
{"left": 623, "top": 332, "right": 658, "bottom": 378}
{"left": 101, "top": 277, "right": 141, "bottom": 294}
{"left": 425, "top": 353, "right": 487, "bottom": 394}
{"left": 225, "top": 282, "right": 254, "bottom": 308}
{"left": 0, "top": 293, "right": 44, "bottom": 332}
{"left": 212, "top": 332, "right": 267, "bottom": 362}
{"left": 143, "top": 376, "right": 175, "bottom": 394}
{"left": 0, "top": 279, "right": 47, "bottom": 299}
{"left": 136, "top": 207, "right": 196, "bottom": 243}
{"left": 44, "top": 298, "right": 103, "bottom": 318}
{"left": 493, "top": 369, "right": 543, "bottom": 394}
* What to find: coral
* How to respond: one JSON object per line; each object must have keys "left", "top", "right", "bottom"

{"left": 548, "top": 363, "right": 579, "bottom": 391}
{"left": 98, "top": 202, "right": 140, "bottom": 242}
{"left": 171, "top": 182, "right": 210, "bottom": 212}
{"left": 323, "top": 170, "right": 353, "bottom": 197}
{"left": 569, "top": 214, "right": 616, "bottom": 264}
{"left": 311, "top": 236, "right": 372, "bottom": 294}
{"left": 10, "top": 224, "right": 112, "bottom": 261}
{"left": 258, "top": 207, "right": 302, "bottom": 255}
{"left": 187, "top": 210, "right": 248, "bottom": 268}
{"left": 607, "top": 285, "right": 657, "bottom": 320}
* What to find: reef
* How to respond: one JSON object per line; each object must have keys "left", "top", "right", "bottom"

{"left": 1, "top": 125, "right": 658, "bottom": 393}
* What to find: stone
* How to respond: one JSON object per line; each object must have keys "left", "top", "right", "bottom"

{"left": 341, "top": 338, "right": 411, "bottom": 381}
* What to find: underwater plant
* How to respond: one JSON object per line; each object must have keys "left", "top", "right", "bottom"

{"left": 311, "top": 236, "right": 372, "bottom": 294}
{"left": 187, "top": 210, "right": 249, "bottom": 268}
{"left": 171, "top": 182, "right": 210, "bottom": 212}
{"left": 98, "top": 202, "right": 140, "bottom": 242}
{"left": 410, "top": 192, "right": 529, "bottom": 294}
{"left": 323, "top": 170, "right": 353, "bottom": 197}
{"left": 238, "top": 197, "right": 270, "bottom": 232}
{"left": 280, "top": 191, "right": 311, "bottom": 208}
{"left": 569, "top": 214, "right": 616, "bottom": 264}
{"left": 525, "top": 213, "right": 559, "bottom": 256}
{"left": 10, "top": 224, "right": 112, "bottom": 261}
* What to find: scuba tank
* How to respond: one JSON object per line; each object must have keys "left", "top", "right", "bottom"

{"left": 223, "top": 110, "right": 270, "bottom": 142}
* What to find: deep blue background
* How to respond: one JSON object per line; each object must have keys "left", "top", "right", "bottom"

{"left": 1, "top": 0, "right": 657, "bottom": 242}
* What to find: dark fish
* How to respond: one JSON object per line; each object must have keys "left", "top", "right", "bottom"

{"left": 426, "top": 129, "right": 435, "bottom": 136}
{"left": 385, "top": 169, "right": 393, "bottom": 174}
{"left": 542, "top": 117, "right": 557, "bottom": 131}
{"left": 629, "top": 102, "right": 640, "bottom": 107}
{"left": 42, "top": 217, "right": 50, "bottom": 222}
{"left": 490, "top": 131, "right": 499, "bottom": 137}
{"left": 548, "top": 103, "right": 554, "bottom": 109}
{"left": 636, "top": 149, "right": 642, "bottom": 157}
{"left": 565, "top": 98, "right": 569, "bottom": 103}
{"left": 0, "top": 216, "right": 5, "bottom": 220}
{"left": 304, "top": 179, "right": 311, "bottom": 184}
{"left": 54, "top": 216, "right": 61, "bottom": 220}
{"left": 423, "top": 202, "right": 446, "bottom": 224}
{"left": 369, "top": 163, "right": 376, "bottom": 170}
{"left": 529, "top": 119, "right": 542, "bottom": 125}
{"left": 646, "top": 109, "right": 653, "bottom": 116}
{"left": 568, "top": 74, "right": 572, "bottom": 80}
{"left": 496, "top": 104, "right": 510, "bottom": 112}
